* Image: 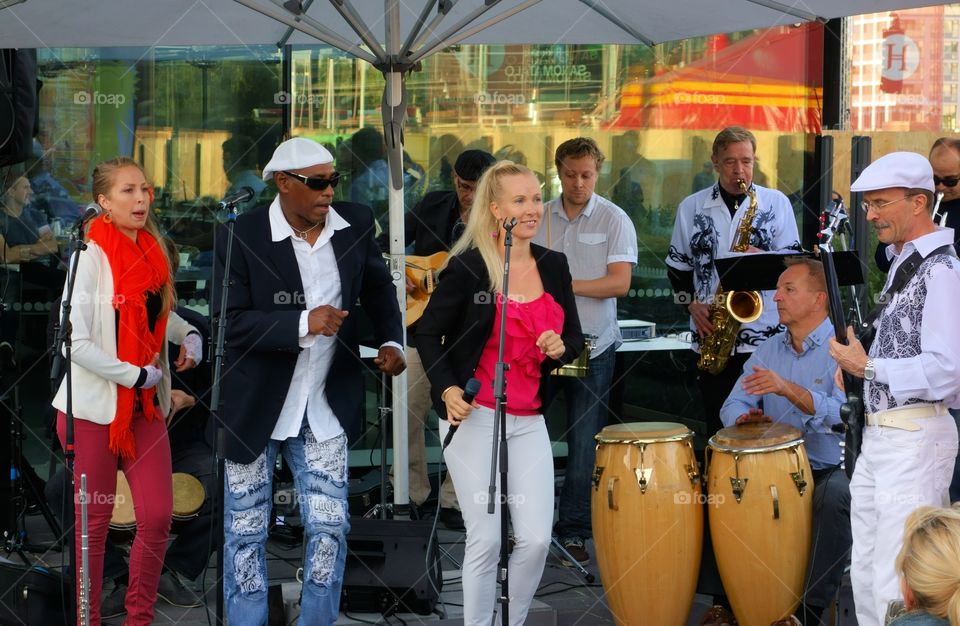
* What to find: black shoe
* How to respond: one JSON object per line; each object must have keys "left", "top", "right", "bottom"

{"left": 156, "top": 570, "right": 203, "bottom": 608}
{"left": 438, "top": 507, "right": 465, "bottom": 531}
{"left": 559, "top": 536, "right": 590, "bottom": 566}
{"left": 100, "top": 582, "right": 127, "bottom": 619}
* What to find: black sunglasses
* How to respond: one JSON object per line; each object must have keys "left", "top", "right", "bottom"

{"left": 933, "top": 175, "right": 960, "bottom": 188}
{"left": 283, "top": 170, "right": 341, "bottom": 191}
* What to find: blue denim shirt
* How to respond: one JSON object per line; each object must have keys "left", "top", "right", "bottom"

{"left": 889, "top": 610, "right": 950, "bottom": 626}
{"left": 720, "top": 317, "right": 844, "bottom": 470}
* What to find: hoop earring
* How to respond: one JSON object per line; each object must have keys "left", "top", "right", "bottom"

{"left": 103, "top": 211, "right": 112, "bottom": 224}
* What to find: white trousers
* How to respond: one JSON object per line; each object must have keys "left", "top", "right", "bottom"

{"left": 442, "top": 406, "right": 555, "bottom": 626}
{"left": 850, "top": 413, "right": 958, "bottom": 626}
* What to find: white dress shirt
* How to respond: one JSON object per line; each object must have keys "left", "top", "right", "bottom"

{"left": 269, "top": 199, "right": 350, "bottom": 442}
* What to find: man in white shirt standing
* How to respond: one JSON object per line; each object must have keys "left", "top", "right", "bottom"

{"left": 533, "top": 137, "right": 637, "bottom": 566}
{"left": 830, "top": 151, "right": 960, "bottom": 626}
{"left": 214, "top": 137, "right": 405, "bottom": 626}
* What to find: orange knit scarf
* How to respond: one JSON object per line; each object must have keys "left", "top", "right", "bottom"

{"left": 86, "top": 216, "right": 169, "bottom": 459}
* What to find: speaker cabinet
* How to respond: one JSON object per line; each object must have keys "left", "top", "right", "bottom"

{"left": 342, "top": 518, "right": 442, "bottom": 616}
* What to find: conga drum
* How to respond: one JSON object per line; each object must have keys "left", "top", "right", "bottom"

{"left": 706, "top": 423, "right": 813, "bottom": 626}
{"left": 110, "top": 471, "right": 205, "bottom": 531}
{"left": 592, "top": 422, "right": 702, "bottom": 626}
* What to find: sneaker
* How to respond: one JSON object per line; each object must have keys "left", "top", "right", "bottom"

{"left": 438, "top": 507, "right": 465, "bottom": 531}
{"left": 100, "top": 582, "right": 127, "bottom": 619}
{"left": 560, "top": 536, "right": 590, "bottom": 566}
{"left": 156, "top": 570, "right": 203, "bottom": 608}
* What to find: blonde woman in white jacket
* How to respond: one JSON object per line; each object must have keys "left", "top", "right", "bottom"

{"left": 52, "top": 157, "right": 201, "bottom": 626}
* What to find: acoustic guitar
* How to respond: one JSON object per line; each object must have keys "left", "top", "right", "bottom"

{"left": 405, "top": 251, "right": 448, "bottom": 326}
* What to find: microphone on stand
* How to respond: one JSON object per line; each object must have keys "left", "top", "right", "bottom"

{"left": 74, "top": 203, "right": 101, "bottom": 229}
{"left": 442, "top": 377, "right": 482, "bottom": 449}
{"left": 218, "top": 187, "right": 255, "bottom": 211}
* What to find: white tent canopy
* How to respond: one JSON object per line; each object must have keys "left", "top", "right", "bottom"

{"left": 1, "top": 0, "right": 943, "bottom": 506}
{"left": 0, "top": 0, "right": 944, "bottom": 49}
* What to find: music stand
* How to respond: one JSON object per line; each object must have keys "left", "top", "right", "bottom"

{"left": 714, "top": 251, "right": 865, "bottom": 292}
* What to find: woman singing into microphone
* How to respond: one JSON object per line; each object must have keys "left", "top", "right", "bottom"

{"left": 416, "top": 161, "right": 582, "bottom": 625}
{"left": 51, "top": 157, "right": 201, "bottom": 625}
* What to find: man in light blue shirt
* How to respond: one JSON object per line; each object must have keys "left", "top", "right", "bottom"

{"left": 720, "top": 257, "right": 850, "bottom": 625}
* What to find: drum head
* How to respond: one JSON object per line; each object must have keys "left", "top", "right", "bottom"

{"left": 711, "top": 422, "right": 802, "bottom": 449}
{"left": 596, "top": 421, "right": 690, "bottom": 443}
{"left": 172, "top": 473, "right": 205, "bottom": 519}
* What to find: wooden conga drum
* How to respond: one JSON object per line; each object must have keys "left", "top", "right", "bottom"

{"left": 592, "top": 422, "right": 703, "bottom": 626}
{"left": 110, "top": 471, "right": 205, "bottom": 531}
{"left": 706, "top": 423, "right": 813, "bottom": 626}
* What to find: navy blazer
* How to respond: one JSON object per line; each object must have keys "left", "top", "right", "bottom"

{"left": 415, "top": 244, "right": 583, "bottom": 418}
{"left": 213, "top": 201, "right": 403, "bottom": 463}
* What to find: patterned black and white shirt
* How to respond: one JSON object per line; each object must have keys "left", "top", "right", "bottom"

{"left": 867, "top": 227, "right": 960, "bottom": 414}
{"left": 665, "top": 182, "right": 801, "bottom": 353}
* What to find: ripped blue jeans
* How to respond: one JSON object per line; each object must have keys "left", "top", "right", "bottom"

{"left": 223, "top": 423, "right": 350, "bottom": 626}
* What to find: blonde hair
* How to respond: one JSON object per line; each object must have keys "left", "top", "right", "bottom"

{"left": 895, "top": 504, "right": 960, "bottom": 624}
{"left": 448, "top": 160, "right": 536, "bottom": 294}
{"left": 90, "top": 157, "right": 176, "bottom": 314}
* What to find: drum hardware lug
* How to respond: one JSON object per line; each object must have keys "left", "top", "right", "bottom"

{"left": 635, "top": 468, "right": 652, "bottom": 494}
{"left": 607, "top": 477, "right": 619, "bottom": 510}
{"left": 729, "top": 453, "right": 746, "bottom": 503}
{"left": 730, "top": 477, "right": 747, "bottom": 503}
{"left": 685, "top": 464, "right": 700, "bottom": 485}
{"left": 790, "top": 471, "right": 808, "bottom": 496}
{"left": 770, "top": 485, "right": 780, "bottom": 519}
{"left": 592, "top": 465, "right": 604, "bottom": 489}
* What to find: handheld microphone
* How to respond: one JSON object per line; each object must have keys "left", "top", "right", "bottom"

{"left": 75, "top": 203, "right": 101, "bottom": 228}
{"left": 442, "top": 377, "right": 481, "bottom": 449}
{"left": 218, "top": 186, "right": 255, "bottom": 210}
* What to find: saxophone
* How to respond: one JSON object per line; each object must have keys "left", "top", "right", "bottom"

{"left": 697, "top": 179, "right": 763, "bottom": 375}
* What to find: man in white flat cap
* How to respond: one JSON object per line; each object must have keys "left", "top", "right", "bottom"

{"left": 213, "top": 136, "right": 405, "bottom": 626}
{"left": 829, "top": 151, "right": 960, "bottom": 625}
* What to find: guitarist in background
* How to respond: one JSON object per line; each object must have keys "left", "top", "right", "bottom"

{"left": 720, "top": 258, "right": 850, "bottom": 626}
{"left": 387, "top": 149, "right": 495, "bottom": 529}
{"left": 830, "top": 152, "right": 960, "bottom": 626}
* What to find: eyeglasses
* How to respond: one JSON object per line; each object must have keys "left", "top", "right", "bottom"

{"left": 283, "top": 171, "right": 341, "bottom": 191}
{"left": 860, "top": 195, "right": 913, "bottom": 212}
{"left": 933, "top": 175, "right": 960, "bottom": 188}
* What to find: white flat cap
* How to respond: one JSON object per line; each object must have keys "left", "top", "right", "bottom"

{"left": 262, "top": 137, "right": 334, "bottom": 181}
{"left": 850, "top": 151, "right": 934, "bottom": 193}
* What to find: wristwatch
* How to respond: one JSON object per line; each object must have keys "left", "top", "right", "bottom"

{"left": 863, "top": 358, "right": 876, "bottom": 381}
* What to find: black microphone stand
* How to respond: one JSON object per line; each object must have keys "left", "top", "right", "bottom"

{"left": 211, "top": 203, "right": 241, "bottom": 623}
{"left": 50, "top": 219, "right": 90, "bottom": 626}
{"left": 487, "top": 217, "right": 516, "bottom": 626}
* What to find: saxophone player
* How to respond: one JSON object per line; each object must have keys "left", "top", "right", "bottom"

{"left": 666, "top": 126, "right": 801, "bottom": 438}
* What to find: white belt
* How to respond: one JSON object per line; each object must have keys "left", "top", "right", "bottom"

{"left": 866, "top": 403, "right": 947, "bottom": 431}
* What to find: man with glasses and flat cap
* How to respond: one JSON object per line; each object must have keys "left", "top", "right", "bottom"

{"left": 830, "top": 151, "right": 960, "bottom": 626}
{"left": 214, "top": 137, "right": 406, "bottom": 626}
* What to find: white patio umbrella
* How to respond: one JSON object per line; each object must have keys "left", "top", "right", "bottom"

{"left": 0, "top": 0, "right": 943, "bottom": 506}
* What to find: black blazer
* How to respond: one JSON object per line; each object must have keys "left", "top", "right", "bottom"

{"left": 213, "top": 201, "right": 403, "bottom": 463}
{"left": 415, "top": 244, "right": 583, "bottom": 417}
